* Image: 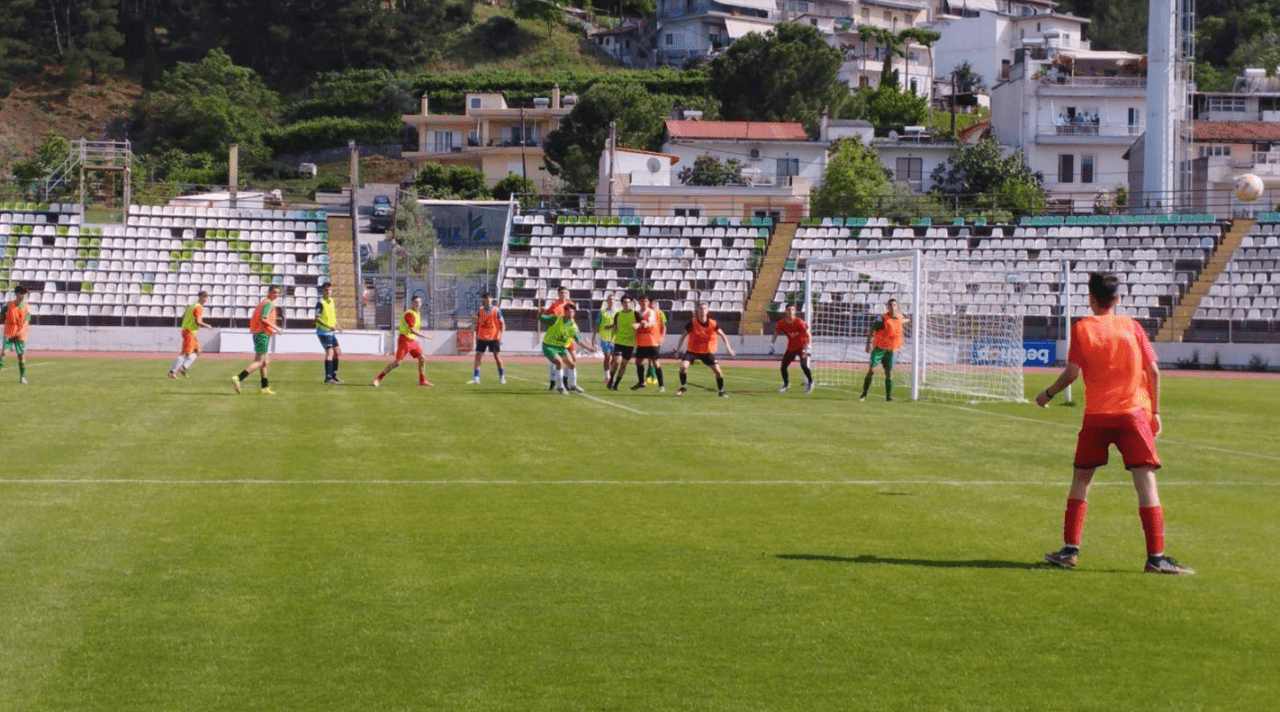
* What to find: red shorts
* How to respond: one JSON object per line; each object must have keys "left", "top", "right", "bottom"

{"left": 395, "top": 335, "right": 423, "bottom": 361}
{"left": 1074, "top": 410, "right": 1160, "bottom": 470}
{"left": 781, "top": 348, "right": 806, "bottom": 367}
{"left": 180, "top": 329, "right": 200, "bottom": 355}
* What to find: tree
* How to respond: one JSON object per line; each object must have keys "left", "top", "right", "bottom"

{"left": 708, "top": 22, "right": 848, "bottom": 134}
{"left": 543, "top": 82, "right": 677, "bottom": 193}
{"left": 677, "top": 154, "right": 745, "bottom": 186}
{"left": 77, "top": 0, "right": 124, "bottom": 83}
{"left": 810, "top": 137, "right": 894, "bottom": 218}
{"left": 492, "top": 172, "right": 536, "bottom": 204}
{"left": 413, "top": 163, "right": 490, "bottom": 200}
{"left": 929, "top": 138, "right": 1045, "bottom": 217}
{"left": 134, "top": 49, "right": 279, "bottom": 171}
{"left": 513, "top": 0, "right": 563, "bottom": 39}
{"left": 391, "top": 188, "right": 437, "bottom": 274}
{"left": 10, "top": 132, "right": 71, "bottom": 183}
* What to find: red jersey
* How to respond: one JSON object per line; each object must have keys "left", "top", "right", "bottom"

{"left": 685, "top": 317, "right": 719, "bottom": 354}
{"left": 774, "top": 317, "right": 808, "bottom": 352}
{"left": 1068, "top": 315, "right": 1157, "bottom": 415}
{"left": 636, "top": 308, "right": 661, "bottom": 348}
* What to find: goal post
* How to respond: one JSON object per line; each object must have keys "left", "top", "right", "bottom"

{"left": 803, "top": 250, "right": 1026, "bottom": 403}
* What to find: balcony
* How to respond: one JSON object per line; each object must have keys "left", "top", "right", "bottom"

{"left": 1038, "top": 122, "right": 1144, "bottom": 139}
{"left": 1038, "top": 75, "right": 1146, "bottom": 89}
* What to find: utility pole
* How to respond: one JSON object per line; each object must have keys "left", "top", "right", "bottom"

{"left": 950, "top": 74, "right": 957, "bottom": 137}
{"left": 607, "top": 121, "right": 617, "bottom": 216}
{"left": 349, "top": 140, "right": 363, "bottom": 326}
{"left": 520, "top": 106, "right": 528, "bottom": 189}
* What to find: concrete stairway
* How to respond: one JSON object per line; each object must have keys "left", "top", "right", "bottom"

{"left": 1155, "top": 217, "right": 1253, "bottom": 342}
{"left": 324, "top": 215, "right": 361, "bottom": 328}
{"left": 739, "top": 222, "right": 797, "bottom": 335}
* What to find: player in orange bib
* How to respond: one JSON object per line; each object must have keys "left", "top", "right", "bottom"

{"left": 0, "top": 286, "right": 31, "bottom": 383}
{"left": 467, "top": 291, "right": 505, "bottom": 385}
{"left": 544, "top": 286, "right": 575, "bottom": 389}
{"left": 674, "top": 302, "right": 736, "bottom": 397}
{"left": 630, "top": 296, "right": 665, "bottom": 391}
{"left": 232, "top": 285, "right": 282, "bottom": 395}
{"left": 860, "top": 298, "right": 910, "bottom": 401}
{"left": 1036, "top": 271, "right": 1193, "bottom": 575}
{"left": 373, "top": 295, "right": 434, "bottom": 387}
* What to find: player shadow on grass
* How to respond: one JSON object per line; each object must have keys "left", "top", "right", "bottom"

{"left": 777, "top": 553, "right": 1040, "bottom": 570}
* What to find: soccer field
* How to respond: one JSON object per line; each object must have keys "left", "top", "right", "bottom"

{"left": 2, "top": 356, "right": 1278, "bottom": 711}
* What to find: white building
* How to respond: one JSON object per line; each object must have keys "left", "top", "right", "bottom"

{"left": 654, "top": 0, "right": 776, "bottom": 67}
{"left": 982, "top": 12, "right": 1145, "bottom": 210}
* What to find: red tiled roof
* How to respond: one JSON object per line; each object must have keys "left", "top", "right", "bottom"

{"left": 1192, "top": 121, "right": 1280, "bottom": 142}
{"left": 665, "top": 120, "right": 810, "bottom": 141}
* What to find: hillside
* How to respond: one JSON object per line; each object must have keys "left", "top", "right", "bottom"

{"left": 0, "top": 75, "right": 141, "bottom": 169}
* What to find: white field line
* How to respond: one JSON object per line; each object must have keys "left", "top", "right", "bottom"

{"left": 504, "top": 373, "right": 647, "bottom": 415}
{"left": 2, "top": 479, "right": 1277, "bottom": 486}
{"left": 936, "top": 403, "right": 1280, "bottom": 463}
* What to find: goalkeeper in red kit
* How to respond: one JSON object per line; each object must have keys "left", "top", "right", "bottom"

{"left": 1037, "top": 272, "right": 1193, "bottom": 574}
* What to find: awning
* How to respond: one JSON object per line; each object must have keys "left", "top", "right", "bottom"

{"left": 724, "top": 18, "right": 772, "bottom": 40}
{"left": 1058, "top": 48, "right": 1143, "bottom": 64}
{"left": 717, "top": 0, "right": 776, "bottom": 12}
{"left": 957, "top": 0, "right": 999, "bottom": 11}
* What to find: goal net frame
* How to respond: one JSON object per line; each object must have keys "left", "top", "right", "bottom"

{"left": 802, "top": 250, "right": 1026, "bottom": 403}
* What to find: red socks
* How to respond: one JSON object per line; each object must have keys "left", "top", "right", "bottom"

{"left": 1064, "top": 498, "right": 1088, "bottom": 547}
{"left": 1139, "top": 506, "right": 1165, "bottom": 556}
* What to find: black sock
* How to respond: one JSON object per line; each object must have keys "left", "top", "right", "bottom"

{"left": 261, "top": 377, "right": 269, "bottom": 388}
{"left": 886, "top": 378, "right": 893, "bottom": 398}
{"left": 636, "top": 362, "right": 645, "bottom": 384}
{"left": 780, "top": 366, "right": 789, "bottom": 387}
{"left": 332, "top": 355, "right": 339, "bottom": 375}
{"left": 238, "top": 370, "right": 249, "bottom": 382}
{"left": 861, "top": 372, "right": 873, "bottom": 396}
{"left": 324, "top": 359, "right": 333, "bottom": 378}
{"left": 679, "top": 371, "right": 687, "bottom": 386}
{"left": 655, "top": 366, "right": 663, "bottom": 387}
{"left": 716, "top": 376, "right": 724, "bottom": 392}
{"left": 800, "top": 362, "right": 813, "bottom": 384}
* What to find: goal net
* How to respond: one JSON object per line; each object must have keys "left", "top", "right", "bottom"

{"left": 803, "top": 251, "right": 1025, "bottom": 403}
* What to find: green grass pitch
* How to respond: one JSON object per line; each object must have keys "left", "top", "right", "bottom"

{"left": 2, "top": 356, "right": 1278, "bottom": 711}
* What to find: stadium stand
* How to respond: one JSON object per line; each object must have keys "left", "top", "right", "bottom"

{"left": 1185, "top": 215, "right": 1280, "bottom": 343}
{"left": 773, "top": 214, "right": 1227, "bottom": 339}
{"left": 0, "top": 203, "right": 330, "bottom": 328}
{"left": 502, "top": 214, "right": 775, "bottom": 332}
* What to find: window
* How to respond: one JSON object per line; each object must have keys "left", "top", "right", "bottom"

{"left": 674, "top": 208, "right": 701, "bottom": 217}
{"left": 789, "top": 1, "right": 809, "bottom": 11}
{"left": 1081, "top": 154, "right": 1094, "bottom": 184}
{"left": 1198, "top": 145, "right": 1231, "bottom": 158}
{"left": 1128, "top": 107, "right": 1140, "bottom": 126}
{"left": 470, "top": 97, "right": 481, "bottom": 109}
{"left": 896, "top": 157, "right": 923, "bottom": 191}
{"left": 666, "top": 33, "right": 673, "bottom": 45}
{"left": 432, "top": 131, "right": 455, "bottom": 153}
{"left": 776, "top": 158, "right": 800, "bottom": 178}
{"left": 861, "top": 8, "right": 870, "bottom": 20}
{"left": 468, "top": 130, "right": 479, "bottom": 147}
{"left": 1206, "top": 96, "right": 1247, "bottom": 113}
{"left": 1058, "top": 154, "right": 1074, "bottom": 183}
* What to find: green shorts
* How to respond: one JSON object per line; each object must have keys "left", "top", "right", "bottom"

{"left": 2, "top": 336, "right": 25, "bottom": 355}
{"left": 541, "top": 343, "right": 569, "bottom": 360}
{"left": 252, "top": 331, "right": 271, "bottom": 355}
{"left": 869, "top": 347, "right": 895, "bottom": 370}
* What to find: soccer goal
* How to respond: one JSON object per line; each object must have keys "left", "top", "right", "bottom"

{"left": 803, "top": 250, "right": 1026, "bottom": 403}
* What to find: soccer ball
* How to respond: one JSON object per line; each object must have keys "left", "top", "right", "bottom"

{"left": 1234, "top": 173, "right": 1264, "bottom": 202}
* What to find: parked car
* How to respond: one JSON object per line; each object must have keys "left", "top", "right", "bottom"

{"left": 372, "top": 194, "right": 392, "bottom": 209}
{"left": 370, "top": 206, "right": 392, "bottom": 233}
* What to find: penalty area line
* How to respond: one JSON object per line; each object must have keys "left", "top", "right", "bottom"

{"left": 504, "top": 373, "right": 647, "bottom": 415}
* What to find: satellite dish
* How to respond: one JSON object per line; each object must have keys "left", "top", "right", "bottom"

{"left": 647, "top": 157, "right": 662, "bottom": 173}
{"left": 888, "top": 130, "right": 899, "bottom": 141}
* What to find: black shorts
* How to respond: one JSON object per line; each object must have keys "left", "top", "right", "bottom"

{"left": 613, "top": 344, "right": 635, "bottom": 360}
{"left": 635, "top": 346, "right": 659, "bottom": 359}
{"left": 475, "top": 339, "right": 500, "bottom": 354}
{"left": 683, "top": 352, "right": 717, "bottom": 367}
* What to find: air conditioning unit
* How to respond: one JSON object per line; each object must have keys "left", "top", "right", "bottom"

{"left": 749, "top": 148, "right": 761, "bottom": 160}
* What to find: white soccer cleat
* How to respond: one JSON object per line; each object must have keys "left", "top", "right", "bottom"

{"left": 372, "top": 377, "right": 381, "bottom": 387}
{"left": 499, "top": 376, "right": 507, "bottom": 384}
{"left": 805, "top": 381, "right": 815, "bottom": 394}
{"left": 777, "top": 385, "right": 788, "bottom": 393}
{"left": 466, "top": 377, "right": 481, "bottom": 384}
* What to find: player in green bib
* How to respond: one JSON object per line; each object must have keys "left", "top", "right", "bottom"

{"left": 606, "top": 295, "right": 639, "bottom": 391}
{"left": 593, "top": 293, "right": 618, "bottom": 386}
{"left": 540, "top": 301, "right": 595, "bottom": 394}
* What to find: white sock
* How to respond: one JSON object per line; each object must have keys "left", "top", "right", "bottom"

{"left": 556, "top": 368, "right": 565, "bottom": 387}
{"left": 183, "top": 352, "right": 199, "bottom": 369}
{"left": 169, "top": 356, "right": 184, "bottom": 372}
{"left": 568, "top": 368, "right": 578, "bottom": 388}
